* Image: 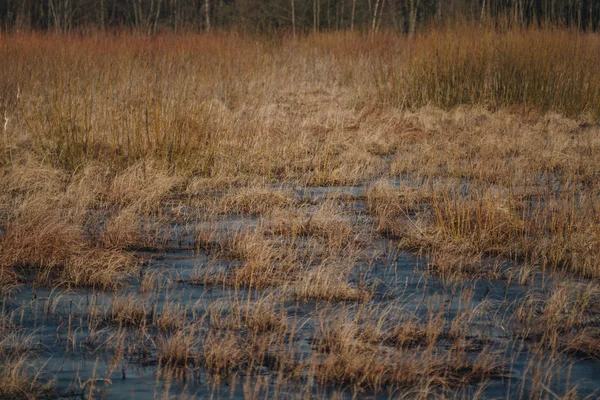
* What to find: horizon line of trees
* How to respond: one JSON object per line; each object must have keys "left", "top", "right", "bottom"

{"left": 1, "top": 0, "right": 599, "bottom": 34}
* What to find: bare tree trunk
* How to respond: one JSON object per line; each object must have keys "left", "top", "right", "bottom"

{"left": 409, "top": 0, "right": 419, "bottom": 36}
{"left": 152, "top": 0, "right": 162, "bottom": 34}
{"left": 371, "top": 0, "right": 380, "bottom": 33}
{"left": 291, "top": 0, "right": 296, "bottom": 37}
{"left": 133, "top": 0, "right": 143, "bottom": 30}
{"left": 49, "top": 0, "right": 73, "bottom": 32}
{"left": 376, "top": 0, "right": 386, "bottom": 32}
{"left": 351, "top": 0, "right": 356, "bottom": 30}
{"left": 147, "top": 0, "right": 154, "bottom": 33}
{"left": 99, "top": 0, "right": 105, "bottom": 30}
{"left": 589, "top": 0, "right": 594, "bottom": 30}
{"left": 205, "top": 0, "right": 210, "bottom": 32}
{"left": 317, "top": 0, "right": 321, "bottom": 31}
{"left": 480, "top": 0, "right": 486, "bottom": 23}
{"left": 577, "top": 0, "right": 582, "bottom": 30}
{"left": 313, "top": 0, "right": 318, "bottom": 33}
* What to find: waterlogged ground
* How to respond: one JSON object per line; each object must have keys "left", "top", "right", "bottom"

{"left": 3, "top": 29, "right": 600, "bottom": 398}
{"left": 3, "top": 182, "right": 600, "bottom": 399}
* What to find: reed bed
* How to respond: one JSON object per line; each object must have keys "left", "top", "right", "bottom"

{"left": 1, "top": 26, "right": 600, "bottom": 399}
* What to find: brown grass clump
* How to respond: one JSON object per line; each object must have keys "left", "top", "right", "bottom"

{"left": 293, "top": 259, "right": 369, "bottom": 302}
{"left": 0, "top": 209, "right": 137, "bottom": 290}
{"left": 102, "top": 207, "right": 142, "bottom": 249}
{"left": 0, "top": 333, "right": 55, "bottom": 399}
{"left": 0, "top": 160, "right": 67, "bottom": 198}
{"left": 102, "top": 294, "right": 150, "bottom": 327}
{"left": 108, "top": 161, "right": 182, "bottom": 213}
{"left": 516, "top": 280, "right": 600, "bottom": 355}
{"left": 154, "top": 299, "right": 193, "bottom": 332}
{"left": 156, "top": 328, "right": 199, "bottom": 368}
{"left": 63, "top": 163, "right": 111, "bottom": 216}
{"left": 217, "top": 187, "right": 296, "bottom": 215}
{"left": 366, "top": 180, "right": 434, "bottom": 238}
{"left": 60, "top": 248, "right": 136, "bottom": 289}
{"left": 200, "top": 329, "right": 301, "bottom": 383}
{"left": 201, "top": 229, "right": 298, "bottom": 288}
{"left": 0, "top": 357, "right": 54, "bottom": 400}
{"left": 201, "top": 332, "right": 247, "bottom": 378}
{"left": 0, "top": 212, "right": 81, "bottom": 271}
{"left": 267, "top": 203, "right": 355, "bottom": 250}
{"left": 314, "top": 311, "right": 503, "bottom": 392}
{"left": 208, "top": 296, "right": 287, "bottom": 334}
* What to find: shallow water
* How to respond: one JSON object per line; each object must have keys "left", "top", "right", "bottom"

{"left": 3, "top": 183, "right": 600, "bottom": 399}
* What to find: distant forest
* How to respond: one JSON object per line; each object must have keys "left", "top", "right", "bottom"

{"left": 1, "top": 0, "right": 599, "bottom": 33}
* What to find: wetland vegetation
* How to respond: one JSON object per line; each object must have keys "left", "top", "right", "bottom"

{"left": 1, "top": 21, "right": 600, "bottom": 399}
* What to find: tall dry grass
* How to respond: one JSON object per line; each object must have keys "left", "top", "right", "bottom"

{"left": 1, "top": 27, "right": 598, "bottom": 176}
{"left": 376, "top": 27, "right": 600, "bottom": 117}
{"left": 1, "top": 26, "right": 600, "bottom": 289}
{"left": 2, "top": 26, "right": 600, "bottom": 399}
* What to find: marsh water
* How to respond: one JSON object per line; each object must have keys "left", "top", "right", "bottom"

{"left": 4, "top": 184, "right": 600, "bottom": 399}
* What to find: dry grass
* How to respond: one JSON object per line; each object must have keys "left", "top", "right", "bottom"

{"left": 0, "top": 332, "right": 55, "bottom": 399}
{"left": 107, "top": 161, "right": 183, "bottom": 213}
{"left": 266, "top": 203, "right": 355, "bottom": 250}
{"left": 102, "top": 207, "right": 142, "bottom": 249}
{"left": 1, "top": 26, "right": 600, "bottom": 399}
{"left": 313, "top": 305, "right": 504, "bottom": 392}
{"left": 292, "top": 259, "right": 370, "bottom": 302}
{"left": 201, "top": 332, "right": 247, "bottom": 378}
{"left": 216, "top": 229, "right": 299, "bottom": 288}
{"left": 2, "top": 28, "right": 600, "bottom": 287}
{"left": 0, "top": 208, "right": 137, "bottom": 290}
{"left": 377, "top": 28, "right": 600, "bottom": 117}
{"left": 208, "top": 295, "right": 287, "bottom": 334}
{"left": 516, "top": 280, "right": 600, "bottom": 355}
{"left": 156, "top": 327, "right": 199, "bottom": 368}
{"left": 0, "top": 357, "right": 53, "bottom": 400}
{"left": 217, "top": 187, "right": 296, "bottom": 215}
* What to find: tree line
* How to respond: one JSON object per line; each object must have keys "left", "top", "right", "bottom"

{"left": 1, "top": 0, "right": 598, "bottom": 33}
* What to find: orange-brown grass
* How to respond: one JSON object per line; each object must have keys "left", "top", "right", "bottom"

{"left": 377, "top": 28, "right": 600, "bottom": 117}
{"left": 516, "top": 279, "right": 600, "bottom": 356}
{"left": 194, "top": 220, "right": 367, "bottom": 299}
{"left": 107, "top": 161, "right": 183, "bottom": 213}
{"left": 313, "top": 305, "right": 504, "bottom": 392}
{"left": 368, "top": 171, "right": 600, "bottom": 279}
{"left": 2, "top": 27, "right": 600, "bottom": 398}
{"left": 213, "top": 229, "right": 299, "bottom": 288}
{"left": 0, "top": 209, "right": 137, "bottom": 290}
{"left": 4, "top": 28, "right": 597, "bottom": 180}
{"left": 102, "top": 207, "right": 142, "bottom": 249}
{"left": 0, "top": 356, "right": 54, "bottom": 400}
{"left": 102, "top": 293, "right": 150, "bottom": 327}
{"left": 156, "top": 327, "right": 199, "bottom": 368}
{"left": 266, "top": 203, "right": 355, "bottom": 250}
{"left": 201, "top": 329, "right": 302, "bottom": 383}
{"left": 0, "top": 332, "right": 55, "bottom": 399}
{"left": 292, "top": 258, "right": 370, "bottom": 302}
{"left": 216, "top": 187, "right": 296, "bottom": 215}
{"left": 366, "top": 180, "right": 435, "bottom": 238}
{"left": 208, "top": 295, "right": 287, "bottom": 334}
{"left": 201, "top": 332, "right": 248, "bottom": 378}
